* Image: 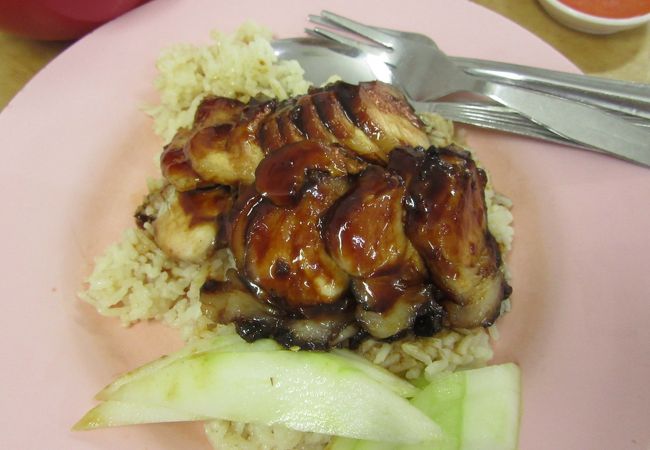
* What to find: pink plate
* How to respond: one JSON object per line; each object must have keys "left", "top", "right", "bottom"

{"left": 0, "top": 0, "right": 648, "bottom": 448}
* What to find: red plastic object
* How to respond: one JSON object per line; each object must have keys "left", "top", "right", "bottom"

{"left": 0, "top": 0, "right": 150, "bottom": 40}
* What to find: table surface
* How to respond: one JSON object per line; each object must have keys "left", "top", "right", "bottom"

{"left": 1, "top": 0, "right": 649, "bottom": 110}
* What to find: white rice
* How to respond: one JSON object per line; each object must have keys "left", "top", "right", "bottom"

{"left": 145, "top": 21, "right": 310, "bottom": 144}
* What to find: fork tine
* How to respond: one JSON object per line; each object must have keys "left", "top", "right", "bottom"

{"left": 427, "top": 107, "right": 590, "bottom": 148}
{"left": 444, "top": 107, "right": 549, "bottom": 129}
{"left": 315, "top": 11, "right": 396, "bottom": 49}
{"left": 306, "top": 27, "right": 386, "bottom": 58}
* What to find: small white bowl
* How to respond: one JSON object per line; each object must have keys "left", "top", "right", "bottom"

{"left": 538, "top": 0, "right": 650, "bottom": 34}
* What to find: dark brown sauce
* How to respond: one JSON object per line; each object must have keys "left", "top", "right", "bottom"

{"left": 193, "top": 96, "right": 244, "bottom": 127}
{"left": 160, "top": 146, "right": 202, "bottom": 188}
{"left": 334, "top": 82, "right": 384, "bottom": 143}
{"left": 240, "top": 173, "right": 351, "bottom": 311}
{"left": 177, "top": 187, "right": 232, "bottom": 227}
{"left": 295, "top": 96, "right": 338, "bottom": 144}
{"left": 310, "top": 90, "right": 353, "bottom": 140}
{"left": 254, "top": 140, "right": 362, "bottom": 207}
{"left": 186, "top": 124, "right": 232, "bottom": 161}
{"left": 258, "top": 114, "right": 284, "bottom": 152}
{"left": 324, "top": 165, "right": 406, "bottom": 277}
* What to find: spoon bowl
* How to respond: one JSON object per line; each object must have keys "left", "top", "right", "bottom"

{"left": 272, "top": 37, "right": 392, "bottom": 85}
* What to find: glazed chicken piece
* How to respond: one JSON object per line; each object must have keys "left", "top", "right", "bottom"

{"left": 161, "top": 98, "right": 274, "bottom": 190}
{"left": 198, "top": 141, "right": 507, "bottom": 346}
{"left": 212, "top": 149, "right": 446, "bottom": 346}
{"left": 241, "top": 175, "right": 350, "bottom": 310}
{"left": 352, "top": 273, "right": 442, "bottom": 340}
{"left": 323, "top": 165, "right": 443, "bottom": 339}
{"left": 200, "top": 270, "right": 281, "bottom": 329}
{"left": 254, "top": 139, "right": 366, "bottom": 207}
{"left": 200, "top": 270, "right": 358, "bottom": 350}
{"left": 304, "top": 88, "right": 380, "bottom": 159}
{"left": 160, "top": 97, "right": 246, "bottom": 191}
{"left": 147, "top": 185, "right": 232, "bottom": 263}
{"left": 323, "top": 165, "right": 409, "bottom": 277}
{"left": 229, "top": 141, "right": 365, "bottom": 313}
{"left": 201, "top": 141, "right": 368, "bottom": 348}
{"left": 160, "top": 81, "right": 430, "bottom": 190}
{"left": 332, "top": 82, "right": 431, "bottom": 159}
{"left": 259, "top": 81, "right": 430, "bottom": 163}
{"left": 388, "top": 146, "right": 510, "bottom": 328}
{"left": 257, "top": 98, "right": 304, "bottom": 152}
{"left": 216, "top": 101, "right": 276, "bottom": 184}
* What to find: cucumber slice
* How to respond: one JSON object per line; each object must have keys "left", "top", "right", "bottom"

{"left": 327, "top": 363, "right": 521, "bottom": 450}
{"left": 77, "top": 349, "right": 441, "bottom": 444}
{"left": 96, "top": 335, "right": 281, "bottom": 400}
{"left": 327, "top": 437, "right": 366, "bottom": 450}
{"left": 73, "top": 400, "right": 208, "bottom": 429}
{"left": 330, "top": 349, "right": 419, "bottom": 398}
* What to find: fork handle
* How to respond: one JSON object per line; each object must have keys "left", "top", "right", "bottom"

{"left": 476, "top": 80, "right": 650, "bottom": 167}
{"left": 455, "top": 57, "right": 650, "bottom": 120}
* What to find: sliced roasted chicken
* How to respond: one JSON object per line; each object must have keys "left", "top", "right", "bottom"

{"left": 324, "top": 165, "right": 408, "bottom": 277}
{"left": 152, "top": 80, "right": 512, "bottom": 349}
{"left": 229, "top": 142, "right": 360, "bottom": 312}
{"left": 279, "top": 313, "right": 356, "bottom": 350}
{"left": 258, "top": 98, "right": 304, "bottom": 151}
{"left": 161, "top": 98, "right": 273, "bottom": 190}
{"left": 200, "top": 270, "right": 280, "bottom": 329}
{"left": 220, "top": 101, "right": 275, "bottom": 184}
{"left": 227, "top": 184, "right": 265, "bottom": 272}
{"left": 323, "top": 165, "right": 442, "bottom": 339}
{"left": 350, "top": 252, "right": 440, "bottom": 339}
{"left": 254, "top": 140, "right": 365, "bottom": 207}
{"left": 242, "top": 179, "right": 350, "bottom": 310}
{"left": 388, "top": 146, "right": 509, "bottom": 328}
{"left": 160, "top": 97, "right": 245, "bottom": 191}
{"left": 308, "top": 88, "right": 381, "bottom": 161}
{"left": 293, "top": 94, "right": 339, "bottom": 144}
{"left": 161, "top": 81, "right": 430, "bottom": 191}
{"left": 279, "top": 82, "right": 430, "bottom": 164}
{"left": 152, "top": 185, "right": 232, "bottom": 263}
{"left": 201, "top": 270, "right": 357, "bottom": 350}
{"left": 332, "top": 81, "right": 430, "bottom": 158}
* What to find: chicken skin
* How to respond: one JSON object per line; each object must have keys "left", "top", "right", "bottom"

{"left": 388, "top": 146, "right": 509, "bottom": 328}
{"left": 160, "top": 81, "right": 429, "bottom": 190}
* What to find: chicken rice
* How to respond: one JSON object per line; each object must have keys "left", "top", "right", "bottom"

{"left": 80, "top": 22, "right": 514, "bottom": 450}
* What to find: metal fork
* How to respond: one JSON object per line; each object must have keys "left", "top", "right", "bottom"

{"left": 272, "top": 37, "right": 648, "bottom": 154}
{"left": 309, "top": 14, "right": 650, "bottom": 120}
{"left": 418, "top": 101, "right": 648, "bottom": 152}
{"left": 420, "top": 102, "right": 593, "bottom": 148}
{"left": 423, "top": 102, "right": 650, "bottom": 131}
{"left": 308, "top": 11, "right": 650, "bottom": 168}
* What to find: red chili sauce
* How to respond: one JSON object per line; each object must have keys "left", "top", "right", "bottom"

{"left": 559, "top": 0, "right": 650, "bottom": 18}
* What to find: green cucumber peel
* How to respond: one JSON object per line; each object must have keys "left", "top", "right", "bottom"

{"left": 327, "top": 363, "right": 521, "bottom": 450}
{"left": 77, "top": 346, "right": 441, "bottom": 444}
